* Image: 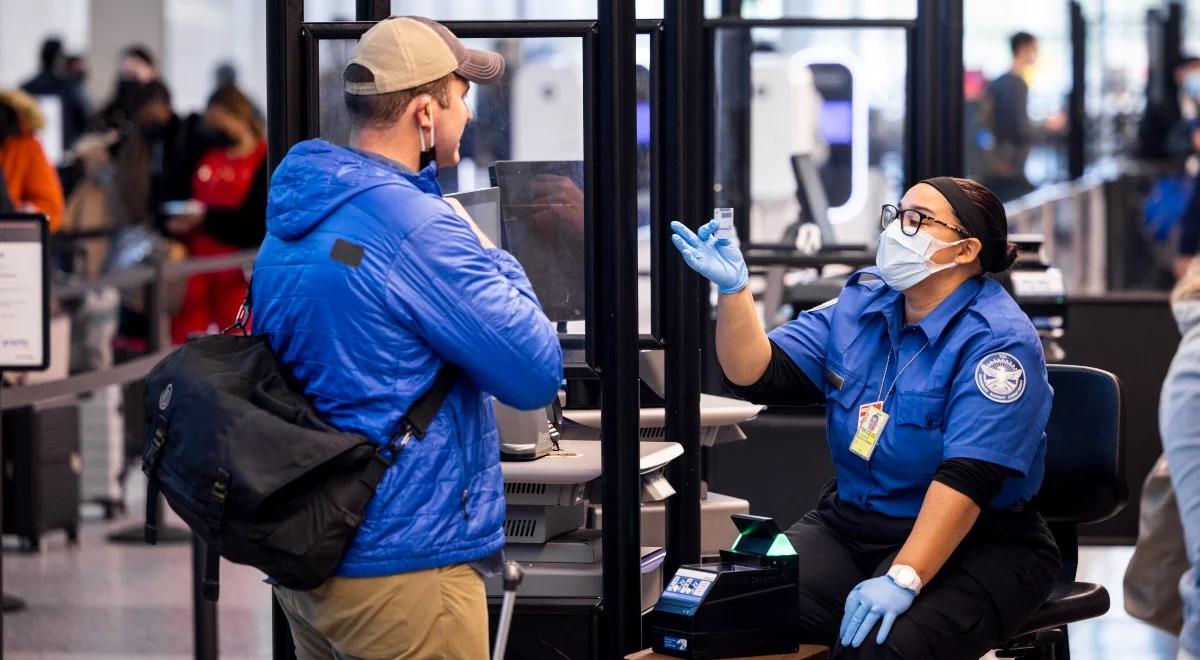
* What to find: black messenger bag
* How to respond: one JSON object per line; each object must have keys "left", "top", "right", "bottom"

{"left": 140, "top": 308, "right": 456, "bottom": 601}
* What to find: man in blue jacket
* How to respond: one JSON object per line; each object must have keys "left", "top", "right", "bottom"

{"left": 253, "top": 16, "right": 563, "bottom": 659}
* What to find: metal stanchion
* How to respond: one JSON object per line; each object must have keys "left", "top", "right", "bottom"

{"left": 192, "top": 535, "right": 218, "bottom": 660}
{"left": 272, "top": 593, "right": 296, "bottom": 660}
{"left": 108, "top": 264, "right": 191, "bottom": 545}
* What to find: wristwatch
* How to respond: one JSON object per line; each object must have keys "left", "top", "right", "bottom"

{"left": 886, "top": 564, "right": 923, "bottom": 595}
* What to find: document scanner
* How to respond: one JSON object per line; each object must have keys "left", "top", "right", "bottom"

{"left": 651, "top": 514, "right": 802, "bottom": 659}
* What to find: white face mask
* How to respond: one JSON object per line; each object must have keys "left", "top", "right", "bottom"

{"left": 875, "top": 220, "right": 966, "bottom": 291}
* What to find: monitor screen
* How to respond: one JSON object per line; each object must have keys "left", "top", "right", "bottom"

{"left": 445, "top": 187, "right": 502, "bottom": 247}
{"left": 489, "top": 160, "right": 586, "bottom": 323}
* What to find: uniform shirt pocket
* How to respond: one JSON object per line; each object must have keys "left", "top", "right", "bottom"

{"left": 884, "top": 390, "right": 947, "bottom": 477}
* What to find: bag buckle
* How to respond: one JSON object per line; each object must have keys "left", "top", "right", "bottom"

{"left": 142, "top": 420, "right": 170, "bottom": 476}
{"left": 378, "top": 428, "right": 415, "bottom": 465}
{"left": 212, "top": 469, "right": 230, "bottom": 503}
{"left": 222, "top": 303, "right": 251, "bottom": 336}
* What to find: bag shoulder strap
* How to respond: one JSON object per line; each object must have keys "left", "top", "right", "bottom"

{"left": 238, "top": 274, "right": 459, "bottom": 449}
{"left": 400, "top": 364, "right": 459, "bottom": 440}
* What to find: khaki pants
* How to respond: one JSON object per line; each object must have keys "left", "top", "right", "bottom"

{"left": 273, "top": 563, "right": 489, "bottom": 660}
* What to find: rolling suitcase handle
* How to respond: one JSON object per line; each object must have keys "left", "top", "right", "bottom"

{"left": 491, "top": 561, "right": 525, "bottom": 660}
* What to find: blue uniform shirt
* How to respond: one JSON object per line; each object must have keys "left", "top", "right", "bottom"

{"left": 769, "top": 268, "right": 1052, "bottom": 518}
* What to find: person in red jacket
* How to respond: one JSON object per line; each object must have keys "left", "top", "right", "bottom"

{"left": 167, "top": 85, "right": 266, "bottom": 344}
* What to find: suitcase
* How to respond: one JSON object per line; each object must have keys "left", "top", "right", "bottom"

{"left": 2, "top": 402, "right": 82, "bottom": 551}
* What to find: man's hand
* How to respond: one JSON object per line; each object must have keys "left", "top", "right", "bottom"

{"left": 444, "top": 196, "right": 495, "bottom": 249}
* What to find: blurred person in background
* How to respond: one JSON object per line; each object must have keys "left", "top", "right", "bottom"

{"left": 980, "top": 32, "right": 1067, "bottom": 202}
{"left": 1160, "top": 260, "right": 1200, "bottom": 660}
{"left": 95, "top": 45, "right": 159, "bottom": 131}
{"left": 65, "top": 54, "right": 88, "bottom": 89}
{"left": 1173, "top": 57, "right": 1200, "bottom": 278}
{"left": 0, "top": 88, "right": 65, "bottom": 231}
{"left": 166, "top": 85, "right": 266, "bottom": 344}
{"left": 21, "top": 38, "right": 91, "bottom": 155}
{"left": 111, "top": 80, "right": 207, "bottom": 228}
{"left": 214, "top": 62, "right": 238, "bottom": 91}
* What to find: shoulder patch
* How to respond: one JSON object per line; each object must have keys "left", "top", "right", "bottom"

{"left": 807, "top": 297, "right": 838, "bottom": 313}
{"left": 975, "top": 352, "right": 1026, "bottom": 403}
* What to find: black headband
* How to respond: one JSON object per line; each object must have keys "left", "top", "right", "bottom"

{"left": 919, "top": 177, "right": 1002, "bottom": 273}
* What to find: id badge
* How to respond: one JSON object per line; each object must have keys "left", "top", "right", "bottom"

{"left": 858, "top": 401, "right": 883, "bottom": 427}
{"left": 850, "top": 408, "right": 890, "bottom": 461}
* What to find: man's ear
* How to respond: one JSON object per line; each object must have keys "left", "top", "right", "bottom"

{"left": 412, "top": 94, "right": 434, "bottom": 128}
{"left": 956, "top": 237, "right": 983, "bottom": 265}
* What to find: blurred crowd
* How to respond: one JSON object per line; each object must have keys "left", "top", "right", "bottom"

{"left": 0, "top": 38, "right": 267, "bottom": 351}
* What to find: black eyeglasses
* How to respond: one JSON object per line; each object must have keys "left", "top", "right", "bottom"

{"left": 880, "top": 204, "right": 973, "bottom": 239}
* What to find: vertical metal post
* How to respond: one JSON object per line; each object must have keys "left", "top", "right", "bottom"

{"left": 268, "top": 0, "right": 306, "bottom": 173}
{"left": 662, "top": 0, "right": 705, "bottom": 579}
{"left": 272, "top": 596, "right": 295, "bottom": 660}
{"left": 940, "top": 0, "right": 964, "bottom": 177}
{"left": 1068, "top": 1, "right": 1086, "bottom": 179}
{"left": 355, "top": 0, "right": 390, "bottom": 21}
{"left": 597, "top": 0, "right": 642, "bottom": 655}
{"left": 909, "top": 0, "right": 964, "bottom": 184}
{"left": 192, "top": 536, "right": 218, "bottom": 660}
{"left": 266, "top": 3, "right": 302, "bottom": 659}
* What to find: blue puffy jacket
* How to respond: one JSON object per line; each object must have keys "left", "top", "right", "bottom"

{"left": 252, "top": 140, "right": 563, "bottom": 577}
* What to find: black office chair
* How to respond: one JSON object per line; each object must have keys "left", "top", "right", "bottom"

{"left": 997, "top": 365, "right": 1129, "bottom": 660}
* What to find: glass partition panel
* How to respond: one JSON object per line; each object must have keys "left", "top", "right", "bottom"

{"left": 311, "top": 32, "right": 588, "bottom": 331}
{"left": 716, "top": 27, "right": 908, "bottom": 249}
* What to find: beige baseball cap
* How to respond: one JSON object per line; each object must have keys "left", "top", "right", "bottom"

{"left": 345, "top": 16, "right": 506, "bottom": 95}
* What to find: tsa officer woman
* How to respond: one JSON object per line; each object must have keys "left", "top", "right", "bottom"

{"left": 670, "top": 177, "right": 1062, "bottom": 659}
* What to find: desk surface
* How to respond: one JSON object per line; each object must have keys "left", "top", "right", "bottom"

{"left": 627, "top": 646, "right": 830, "bottom": 660}
{"left": 499, "top": 440, "right": 683, "bottom": 484}
{"left": 564, "top": 393, "right": 763, "bottom": 429}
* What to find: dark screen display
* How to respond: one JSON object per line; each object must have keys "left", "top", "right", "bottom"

{"left": 490, "top": 160, "right": 586, "bottom": 323}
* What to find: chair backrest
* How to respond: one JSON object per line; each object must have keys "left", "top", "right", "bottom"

{"left": 1034, "top": 364, "right": 1128, "bottom": 524}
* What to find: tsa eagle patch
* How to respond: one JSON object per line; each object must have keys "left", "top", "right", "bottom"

{"left": 975, "top": 352, "right": 1026, "bottom": 403}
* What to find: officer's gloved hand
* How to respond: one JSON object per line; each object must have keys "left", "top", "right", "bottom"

{"left": 670, "top": 220, "right": 749, "bottom": 294}
{"left": 839, "top": 575, "right": 916, "bottom": 649}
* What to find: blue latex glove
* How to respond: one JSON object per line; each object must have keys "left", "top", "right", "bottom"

{"left": 669, "top": 220, "right": 749, "bottom": 294}
{"left": 838, "top": 575, "right": 916, "bottom": 649}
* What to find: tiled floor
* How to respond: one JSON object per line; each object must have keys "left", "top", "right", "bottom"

{"left": 1, "top": 511, "right": 1186, "bottom": 659}
{"left": 4, "top": 511, "right": 274, "bottom": 659}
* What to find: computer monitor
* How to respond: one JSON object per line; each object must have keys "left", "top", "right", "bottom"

{"left": 489, "top": 160, "right": 586, "bottom": 323}
{"left": 445, "top": 187, "right": 503, "bottom": 247}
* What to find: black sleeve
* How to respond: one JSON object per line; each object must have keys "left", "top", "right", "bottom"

{"left": 933, "top": 458, "right": 1020, "bottom": 509}
{"left": 722, "top": 339, "right": 824, "bottom": 407}
{"left": 201, "top": 159, "right": 268, "bottom": 249}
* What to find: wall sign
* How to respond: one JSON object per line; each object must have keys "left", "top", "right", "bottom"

{"left": 0, "top": 214, "right": 50, "bottom": 370}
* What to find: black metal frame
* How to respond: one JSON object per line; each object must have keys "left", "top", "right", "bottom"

{"left": 909, "top": 0, "right": 964, "bottom": 184}
{"left": 270, "top": 3, "right": 663, "bottom": 655}
{"left": 702, "top": 14, "right": 927, "bottom": 243}
{"left": 266, "top": 2, "right": 963, "bottom": 656}
{"left": 595, "top": 0, "right": 641, "bottom": 655}
{"left": 300, "top": 18, "right": 671, "bottom": 364}
{"left": 660, "top": 0, "right": 705, "bottom": 582}
{"left": 355, "top": 0, "right": 388, "bottom": 21}
{"left": 1068, "top": 1, "right": 1086, "bottom": 179}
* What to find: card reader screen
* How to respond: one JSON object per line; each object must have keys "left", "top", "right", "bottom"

{"left": 663, "top": 568, "right": 715, "bottom": 604}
